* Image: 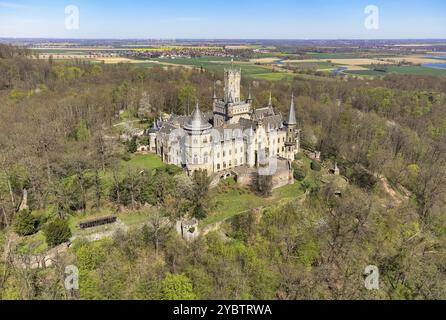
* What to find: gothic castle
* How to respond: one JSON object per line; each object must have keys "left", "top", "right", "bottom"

{"left": 145, "top": 67, "right": 300, "bottom": 185}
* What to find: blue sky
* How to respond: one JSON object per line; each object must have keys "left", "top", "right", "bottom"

{"left": 0, "top": 0, "right": 445, "bottom": 39}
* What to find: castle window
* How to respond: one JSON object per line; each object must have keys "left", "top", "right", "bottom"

{"left": 217, "top": 164, "right": 221, "bottom": 170}
{"left": 194, "top": 154, "right": 198, "bottom": 164}
{"left": 217, "top": 152, "right": 220, "bottom": 158}
{"left": 235, "top": 159, "right": 238, "bottom": 166}
{"left": 204, "top": 152, "right": 209, "bottom": 164}
{"left": 240, "top": 158, "right": 243, "bottom": 164}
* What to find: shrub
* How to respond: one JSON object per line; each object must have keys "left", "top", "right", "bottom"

{"left": 349, "top": 165, "right": 377, "bottom": 190}
{"left": 293, "top": 166, "right": 306, "bottom": 181}
{"left": 294, "top": 152, "right": 304, "bottom": 161}
{"left": 13, "top": 210, "right": 38, "bottom": 236}
{"left": 44, "top": 218, "right": 72, "bottom": 247}
{"left": 126, "top": 136, "right": 137, "bottom": 153}
{"left": 161, "top": 273, "right": 196, "bottom": 300}
{"left": 311, "top": 160, "right": 322, "bottom": 172}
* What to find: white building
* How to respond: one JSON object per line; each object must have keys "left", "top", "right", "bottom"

{"left": 146, "top": 68, "right": 300, "bottom": 177}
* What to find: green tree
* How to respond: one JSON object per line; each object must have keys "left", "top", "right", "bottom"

{"left": 75, "top": 119, "right": 91, "bottom": 142}
{"left": 191, "top": 170, "right": 211, "bottom": 219}
{"left": 43, "top": 218, "right": 72, "bottom": 247}
{"left": 127, "top": 137, "right": 137, "bottom": 153}
{"left": 161, "top": 273, "right": 196, "bottom": 300}
{"left": 179, "top": 84, "right": 197, "bottom": 115}
{"left": 13, "top": 210, "right": 38, "bottom": 236}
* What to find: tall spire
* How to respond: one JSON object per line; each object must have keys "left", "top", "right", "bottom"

{"left": 213, "top": 82, "right": 218, "bottom": 100}
{"left": 247, "top": 84, "right": 252, "bottom": 102}
{"left": 268, "top": 91, "right": 272, "bottom": 107}
{"left": 285, "top": 92, "right": 297, "bottom": 126}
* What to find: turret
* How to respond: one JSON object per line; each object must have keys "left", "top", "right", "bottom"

{"left": 284, "top": 93, "right": 300, "bottom": 161}
{"left": 246, "top": 84, "right": 252, "bottom": 103}
{"left": 213, "top": 82, "right": 218, "bottom": 102}
{"left": 184, "top": 102, "right": 212, "bottom": 132}
{"left": 284, "top": 92, "right": 297, "bottom": 127}
{"left": 268, "top": 91, "right": 273, "bottom": 108}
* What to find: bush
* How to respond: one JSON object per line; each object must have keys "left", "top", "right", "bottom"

{"left": 348, "top": 165, "right": 377, "bottom": 190}
{"left": 294, "top": 152, "right": 304, "bottom": 161}
{"left": 126, "top": 136, "right": 137, "bottom": 153}
{"left": 161, "top": 273, "right": 196, "bottom": 300}
{"left": 13, "top": 210, "right": 38, "bottom": 236}
{"left": 292, "top": 164, "right": 306, "bottom": 181}
{"left": 44, "top": 218, "right": 72, "bottom": 247}
{"left": 311, "top": 161, "right": 322, "bottom": 172}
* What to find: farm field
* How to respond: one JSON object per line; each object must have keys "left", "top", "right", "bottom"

{"left": 345, "top": 65, "right": 446, "bottom": 76}
{"left": 30, "top": 46, "right": 446, "bottom": 78}
{"left": 152, "top": 57, "right": 274, "bottom": 76}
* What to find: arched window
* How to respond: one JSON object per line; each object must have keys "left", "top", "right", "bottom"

{"left": 204, "top": 152, "right": 209, "bottom": 164}
{"left": 217, "top": 164, "right": 221, "bottom": 170}
{"left": 194, "top": 154, "right": 198, "bottom": 164}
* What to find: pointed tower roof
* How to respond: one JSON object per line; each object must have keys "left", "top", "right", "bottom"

{"left": 213, "top": 82, "right": 218, "bottom": 100}
{"left": 268, "top": 91, "right": 273, "bottom": 107}
{"left": 184, "top": 102, "right": 212, "bottom": 131}
{"left": 148, "top": 117, "right": 160, "bottom": 133}
{"left": 285, "top": 93, "right": 297, "bottom": 126}
{"left": 247, "top": 84, "right": 252, "bottom": 102}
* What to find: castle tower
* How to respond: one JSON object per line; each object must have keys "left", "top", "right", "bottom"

{"left": 284, "top": 93, "right": 300, "bottom": 161}
{"left": 224, "top": 67, "right": 241, "bottom": 104}
{"left": 184, "top": 102, "right": 213, "bottom": 174}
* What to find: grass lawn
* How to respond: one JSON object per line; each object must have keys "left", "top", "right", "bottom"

{"left": 123, "top": 154, "right": 166, "bottom": 171}
{"left": 202, "top": 181, "right": 304, "bottom": 227}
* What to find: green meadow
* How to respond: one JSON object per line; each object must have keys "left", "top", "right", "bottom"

{"left": 346, "top": 65, "right": 446, "bottom": 77}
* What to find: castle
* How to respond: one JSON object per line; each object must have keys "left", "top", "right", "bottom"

{"left": 145, "top": 67, "right": 301, "bottom": 186}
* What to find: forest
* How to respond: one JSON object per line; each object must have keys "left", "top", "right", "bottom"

{"left": 0, "top": 44, "right": 445, "bottom": 300}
